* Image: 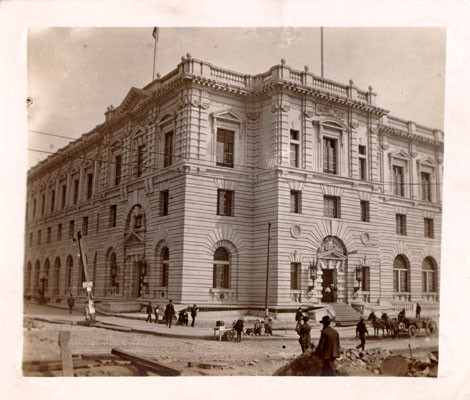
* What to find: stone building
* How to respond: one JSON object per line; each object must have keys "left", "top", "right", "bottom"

{"left": 24, "top": 56, "right": 443, "bottom": 312}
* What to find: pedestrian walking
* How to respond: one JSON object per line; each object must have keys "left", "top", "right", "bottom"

{"left": 416, "top": 303, "right": 422, "bottom": 319}
{"left": 296, "top": 315, "right": 312, "bottom": 353}
{"left": 355, "top": 316, "right": 369, "bottom": 351}
{"left": 67, "top": 293, "right": 75, "bottom": 315}
{"left": 164, "top": 299, "right": 176, "bottom": 328}
{"left": 190, "top": 304, "right": 198, "bottom": 327}
{"left": 265, "top": 317, "right": 273, "bottom": 336}
{"left": 295, "top": 307, "right": 303, "bottom": 329}
{"left": 145, "top": 302, "right": 153, "bottom": 323}
{"left": 233, "top": 318, "right": 244, "bottom": 342}
{"left": 315, "top": 315, "right": 340, "bottom": 376}
{"left": 154, "top": 305, "right": 160, "bottom": 324}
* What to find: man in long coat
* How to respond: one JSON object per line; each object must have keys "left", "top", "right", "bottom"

{"left": 164, "top": 299, "right": 175, "bottom": 328}
{"left": 315, "top": 315, "right": 340, "bottom": 376}
{"left": 297, "top": 316, "right": 312, "bottom": 353}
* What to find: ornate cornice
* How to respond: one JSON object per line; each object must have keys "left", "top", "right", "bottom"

{"left": 379, "top": 124, "right": 444, "bottom": 149}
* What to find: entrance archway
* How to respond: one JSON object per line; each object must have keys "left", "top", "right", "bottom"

{"left": 317, "top": 236, "right": 347, "bottom": 303}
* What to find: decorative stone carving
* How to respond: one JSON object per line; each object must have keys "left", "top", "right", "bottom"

{"left": 304, "top": 109, "right": 315, "bottom": 118}
{"left": 247, "top": 111, "right": 260, "bottom": 121}
{"left": 370, "top": 127, "right": 378, "bottom": 135}
{"left": 361, "top": 232, "right": 371, "bottom": 245}
{"left": 271, "top": 102, "right": 291, "bottom": 113}
{"left": 319, "top": 236, "right": 345, "bottom": 254}
{"left": 290, "top": 225, "right": 302, "bottom": 239}
{"left": 350, "top": 121, "right": 360, "bottom": 129}
{"left": 316, "top": 104, "right": 345, "bottom": 120}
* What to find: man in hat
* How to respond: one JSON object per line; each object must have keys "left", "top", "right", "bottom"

{"left": 295, "top": 307, "right": 303, "bottom": 330}
{"left": 315, "top": 315, "right": 340, "bottom": 376}
{"left": 164, "top": 299, "right": 176, "bottom": 328}
{"left": 416, "top": 303, "right": 422, "bottom": 319}
{"left": 190, "top": 304, "right": 198, "bottom": 327}
{"left": 355, "top": 316, "right": 369, "bottom": 351}
{"left": 297, "top": 315, "right": 312, "bottom": 353}
{"left": 233, "top": 317, "right": 244, "bottom": 342}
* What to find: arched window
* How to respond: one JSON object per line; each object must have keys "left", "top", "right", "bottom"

{"left": 54, "top": 257, "right": 61, "bottom": 294}
{"left": 422, "top": 257, "right": 437, "bottom": 293}
{"left": 26, "top": 261, "right": 32, "bottom": 290}
{"left": 213, "top": 248, "right": 230, "bottom": 289}
{"left": 34, "top": 260, "right": 40, "bottom": 291}
{"left": 66, "top": 255, "right": 73, "bottom": 290}
{"left": 110, "top": 252, "right": 118, "bottom": 288}
{"left": 161, "top": 247, "right": 169, "bottom": 287}
{"left": 393, "top": 255, "right": 409, "bottom": 292}
{"left": 44, "top": 258, "right": 50, "bottom": 292}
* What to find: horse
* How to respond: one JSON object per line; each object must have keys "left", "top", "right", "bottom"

{"left": 367, "top": 311, "right": 386, "bottom": 337}
{"left": 381, "top": 312, "right": 399, "bottom": 338}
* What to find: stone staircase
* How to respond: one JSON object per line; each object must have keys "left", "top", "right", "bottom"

{"left": 330, "top": 303, "right": 362, "bottom": 326}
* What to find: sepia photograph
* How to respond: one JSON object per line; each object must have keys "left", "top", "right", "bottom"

{"left": 23, "top": 26, "right": 444, "bottom": 378}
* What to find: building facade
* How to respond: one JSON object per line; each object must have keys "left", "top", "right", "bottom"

{"left": 24, "top": 56, "right": 443, "bottom": 311}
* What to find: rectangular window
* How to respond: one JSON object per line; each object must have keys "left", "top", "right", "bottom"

{"left": 290, "top": 129, "right": 300, "bottom": 168}
{"left": 41, "top": 194, "right": 45, "bottom": 215}
{"left": 162, "top": 263, "right": 169, "bottom": 287}
{"left": 396, "top": 214, "right": 407, "bottom": 235}
{"left": 164, "top": 132, "right": 173, "bottom": 167}
{"left": 424, "top": 218, "right": 434, "bottom": 238}
{"left": 216, "top": 129, "right": 234, "bottom": 168}
{"left": 73, "top": 179, "right": 79, "bottom": 204}
{"left": 359, "top": 158, "right": 367, "bottom": 180}
{"left": 110, "top": 205, "right": 117, "bottom": 227}
{"left": 217, "top": 189, "right": 234, "bottom": 216}
{"left": 61, "top": 184, "right": 67, "bottom": 208}
{"left": 392, "top": 166, "right": 404, "bottom": 197}
{"left": 50, "top": 190, "right": 55, "bottom": 213}
{"left": 421, "top": 172, "right": 431, "bottom": 201}
{"left": 69, "top": 220, "right": 74, "bottom": 239}
{"left": 83, "top": 216, "right": 88, "bottom": 236}
{"left": 362, "top": 266, "right": 370, "bottom": 291}
{"left": 360, "top": 200, "right": 370, "bottom": 222}
{"left": 290, "top": 262, "right": 300, "bottom": 290}
{"left": 114, "top": 155, "right": 122, "bottom": 185}
{"left": 213, "top": 263, "right": 230, "bottom": 289}
{"left": 137, "top": 144, "right": 145, "bottom": 176}
{"left": 87, "top": 173, "right": 93, "bottom": 199}
{"left": 323, "top": 137, "right": 337, "bottom": 174}
{"left": 29, "top": 232, "right": 33, "bottom": 247}
{"left": 324, "top": 195, "right": 340, "bottom": 218}
{"left": 38, "top": 230, "right": 42, "bottom": 246}
{"left": 47, "top": 227, "right": 51, "bottom": 244}
{"left": 358, "top": 145, "right": 366, "bottom": 155}
{"left": 290, "top": 190, "right": 301, "bottom": 213}
{"left": 57, "top": 224, "right": 62, "bottom": 241}
{"left": 161, "top": 190, "right": 169, "bottom": 216}
{"left": 33, "top": 198, "right": 37, "bottom": 218}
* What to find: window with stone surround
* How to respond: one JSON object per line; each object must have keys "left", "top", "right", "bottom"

{"left": 213, "top": 247, "right": 230, "bottom": 289}
{"left": 73, "top": 178, "right": 79, "bottom": 204}
{"left": 114, "top": 154, "right": 122, "bottom": 185}
{"left": 164, "top": 132, "right": 173, "bottom": 168}
{"left": 109, "top": 205, "right": 117, "bottom": 227}
{"left": 360, "top": 200, "right": 370, "bottom": 222}
{"left": 66, "top": 255, "right": 73, "bottom": 289}
{"left": 61, "top": 184, "right": 67, "bottom": 209}
{"left": 324, "top": 195, "right": 340, "bottom": 218}
{"left": 424, "top": 218, "right": 434, "bottom": 238}
{"left": 290, "top": 262, "right": 300, "bottom": 290}
{"left": 161, "top": 247, "right": 169, "bottom": 287}
{"left": 86, "top": 173, "right": 93, "bottom": 200}
{"left": 396, "top": 214, "right": 407, "bottom": 235}
{"left": 47, "top": 227, "right": 51, "bottom": 244}
{"left": 38, "top": 229, "right": 41, "bottom": 246}
{"left": 57, "top": 224, "right": 62, "bottom": 241}
{"left": 323, "top": 137, "right": 337, "bottom": 174}
{"left": 392, "top": 165, "right": 405, "bottom": 197}
{"left": 290, "top": 190, "right": 301, "bottom": 213}
{"left": 82, "top": 216, "right": 88, "bottom": 236}
{"left": 41, "top": 193, "right": 45, "bottom": 215}
{"left": 358, "top": 145, "right": 367, "bottom": 180}
{"left": 69, "top": 220, "right": 74, "bottom": 239}
{"left": 216, "top": 128, "right": 234, "bottom": 168}
{"left": 393, "top": 255, "right": 409, "bottom": 293}
{"left": 217, "top": 189, "right": 234, "bottom": 217}
{"left": 421, "top": 172, "right": 431, "bottom": 202}
{"left": 361, "top": 266, "right": 370, "bottom": 291}
{"left": 422, "top": 257, "right": 437, "bottom": 293}
{"left": 137, "top": 144, "right": 145, "bottom": 176}
{"left": 161, "top": 190, "right": 169, "bottom": 216}
{"left": 50, "top": 189, "right": 55, "bottom": 213}
{"left": 290, "top": 129, "right": 300, "bottom": 168}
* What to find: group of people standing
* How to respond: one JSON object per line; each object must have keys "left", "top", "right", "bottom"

{"left": 145, "top": 300, "right": 198, "bottom": 328}
{"left": 295, "top": 307, "right": 340, "bottom": 376}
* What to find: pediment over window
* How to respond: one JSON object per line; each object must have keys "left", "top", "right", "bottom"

{"left": 125, "top": 231, "right": 144, "bottom": 245}
{"left": 115, "top": 87, "right": 153, "bottom": 116}
{"left": 418, "top": 156, "right": 438, "bottom": 167}
{"left": 318, "top": 250, "right": 347, "bottom": 260}
{"left": 314, "top": 117, "right": 349, "bottom": 132}
{"left": 211, "top": 110, "right": 244, "bottom": 125}
{"left": 389, "top": 149, "right": 411, "bottom": 160}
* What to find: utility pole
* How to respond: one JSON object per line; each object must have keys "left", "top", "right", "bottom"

{"left": 321, "top": 27, "right": 324, "bottom": 78}
{"left": 152, "top": 27, "right": 159, "bottom": 81}
{"left": 264, "top": 222, "right": 271, "bottom": 317}
{"left": 76, "top": 231, "right": 95, "bottom": 322}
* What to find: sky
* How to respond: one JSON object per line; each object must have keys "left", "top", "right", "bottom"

{"left": 27, "top": 27, "right": 446, "bottom": 169}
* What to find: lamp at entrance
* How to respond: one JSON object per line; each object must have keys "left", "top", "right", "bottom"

{"left": 355, "top": 263, "right": 363, "bottom": 283}
{"left": 309, "top": 256, "right": 318, "bottom": 281}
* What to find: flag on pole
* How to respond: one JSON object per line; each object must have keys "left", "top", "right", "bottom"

{"left": 152, "top": 27, "right": 159, "bottom": 41}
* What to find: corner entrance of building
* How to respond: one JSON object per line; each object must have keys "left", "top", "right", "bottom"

{"left": 321, "top": 269, "right": 337, "bottom": 302}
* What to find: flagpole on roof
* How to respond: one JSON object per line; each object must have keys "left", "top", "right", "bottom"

{"left": 152, "top": 27, "right": 159, "bottom": 81}
{"left": 321, "top": 26, "right": 324, "bottom": 78}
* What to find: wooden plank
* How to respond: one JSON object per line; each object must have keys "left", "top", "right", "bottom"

{"left": 111, "top": 348, "right": 180, "bottom": 376}
{"left": 59, "top": 331, "right": 74, "bottom": 377}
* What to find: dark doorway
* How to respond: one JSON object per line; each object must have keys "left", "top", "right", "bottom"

{"left": 137, "top": 261, "right": 147, "bottom": 297}
{"left": 321, "top": 269, "right": 336, "bottom": 302}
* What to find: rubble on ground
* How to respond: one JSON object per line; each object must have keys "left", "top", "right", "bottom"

{"left": 274, "top": 347, "right": 438, "bottom": 377}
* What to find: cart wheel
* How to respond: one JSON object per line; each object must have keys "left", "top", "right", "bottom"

{"left": 398, "top": 322, "right": 406, "bottom": 331}
{"left": 226, "top": 329, "right": 237, "bottom": 342}
{"left": 408, "top": 324, "right": 417, "bottom": 338}
{"left": 425, "top": 320, "right": 437, "bottom": 336}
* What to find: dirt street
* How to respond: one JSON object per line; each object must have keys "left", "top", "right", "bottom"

{"left": 23, "top": 316, "right": 438, "bottom": 376}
